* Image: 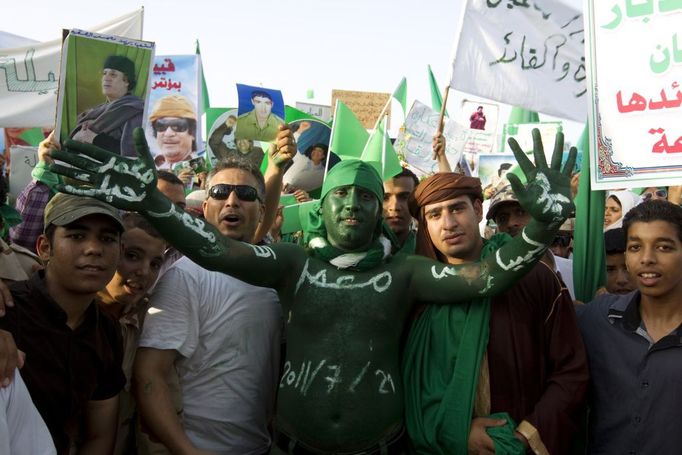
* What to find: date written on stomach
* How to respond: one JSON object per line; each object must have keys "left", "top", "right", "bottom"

{"left": 279, "top": 359, "right": 396, "bottom": 396}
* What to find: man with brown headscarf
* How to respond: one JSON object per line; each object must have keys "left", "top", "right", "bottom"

{"left": 402, "top": 130, "right": 588, "bottom": 455}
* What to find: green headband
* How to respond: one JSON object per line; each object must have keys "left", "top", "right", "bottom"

{"left": 320, "top": 159, "right": 384, "bottom": 203}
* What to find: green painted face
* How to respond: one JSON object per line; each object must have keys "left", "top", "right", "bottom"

{"left": 322, "top": 185, "right": 381, "bottom": 252}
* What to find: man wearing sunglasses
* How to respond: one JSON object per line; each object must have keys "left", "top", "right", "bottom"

{"left": 49, "top": 127, "right": 575, "bottom": 455}
{"left": 149, "top": 95, "right": 199, "bottom": 169}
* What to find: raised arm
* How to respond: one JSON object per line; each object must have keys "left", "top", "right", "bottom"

{"left": 411, "top": 128, "right": 576, "bottom": 303}
{"left": 49, "top": 128, "right": 303, "bottom": 290}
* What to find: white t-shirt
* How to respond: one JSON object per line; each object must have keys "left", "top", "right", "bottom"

{"left": 282, "top": 153, "right": 324, "bottom": 192}
{"left": 140, "top": 257, "right": 282, "bottom": 455}
{"left": 0, "top": 370, "right": 56, "bottom": 455}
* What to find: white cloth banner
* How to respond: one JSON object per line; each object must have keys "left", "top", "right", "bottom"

{"left": 0, "top": 8, "right": 143, "bottom": 128}
{"left": 450, "top": 0, "right": 586, "bottom": 122}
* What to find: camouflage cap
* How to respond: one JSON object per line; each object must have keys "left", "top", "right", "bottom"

{"left": 486, "top": 184, "right": 520, "bottom": 220}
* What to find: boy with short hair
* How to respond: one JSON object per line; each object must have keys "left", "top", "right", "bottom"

{"left": 578, "top": 200, "right": 682, "bottom": 454}
{"left": 0, "top": 193, "right": 126, "bottom": 455}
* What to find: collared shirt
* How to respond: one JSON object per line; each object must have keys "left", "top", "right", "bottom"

{"left": 9, "top": 180, "right": 51, "bottom": 251}
{"left": 236, "top": 110, "right": 284, "bottom": 142}
{"left": 0, "top": 272, "right": 125, "bottom": 455}
{"left": 577, "top": 292, "right": 682, "bottom": 455}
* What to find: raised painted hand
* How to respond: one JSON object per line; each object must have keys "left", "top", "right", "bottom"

{"left": 507, "top": 128, "right": 576, "bottom": 227}
{"left": 49, "top": 128, "right": 157, "bottom": 212}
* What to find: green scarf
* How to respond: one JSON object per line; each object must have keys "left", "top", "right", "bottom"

{"left": 402, "top": 234, "right": 524, "bottom": 454}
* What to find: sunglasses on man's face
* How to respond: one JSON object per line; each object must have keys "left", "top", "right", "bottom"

{"left": 208, "top": 183, "right": 260, "bottom": 202}
{"left": 153, "top": 118, "right": 190, "bottom": 133}
{"left": 642, "top": 189, "right": 667, "bottom": 201}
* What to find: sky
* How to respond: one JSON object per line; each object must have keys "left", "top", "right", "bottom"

{"left": 2, "top": 0, "right": 585, "bottom": 144}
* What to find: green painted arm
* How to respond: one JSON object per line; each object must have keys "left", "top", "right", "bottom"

{"left": 49, "top": 128, "right": 301, "bottom": 290}
{"left": 411, "top": 128, "right": 576, "bottom": 303}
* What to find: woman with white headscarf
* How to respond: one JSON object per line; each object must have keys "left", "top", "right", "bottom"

{"left": 604, "top": 189, "right": 641, "bottom": 232}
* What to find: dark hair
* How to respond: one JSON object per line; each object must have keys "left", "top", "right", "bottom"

{"left": 477, "top": 105, "right": 483, "bottom": 110}
{"left": 623, "top": 200, "right": 682, "bottom": 242}
{"left": 157, "top": 170, "right": 184, "bottom": 187}
{"left": 251, "top": 90, "right": 272, "bottom": 101}
{"left": 122, "top": 212, "right": 162, "bottom": 239}
{"left": 45, "top": 223, "right": 57, "bottom": 244}
{"left": 102, "top": 55, "right": 136, "bottom": 91}
{"left": 604, "top": 227, "right": 626, "bottom": 255}
{"left": 0, "top": 174, "right": 7, "bottom": 206}
{"left": 498, "top": 163, "right": 513, "bottom": 176}
{"left": 207, "top": 159, "right": 266, "bottom": 200}
{"left": 392, "top": 167, "right": 419, "bottom": 188}
{"left": 303, "top": 143, "right": 328, "bottom": 163}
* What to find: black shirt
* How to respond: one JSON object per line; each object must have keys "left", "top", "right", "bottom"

{"left": 0, "top": 271, "right": 125, "bottom": 455}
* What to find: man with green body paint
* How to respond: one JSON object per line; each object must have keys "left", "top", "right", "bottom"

{"left": 49, "top": 127, "right": 575, "bottom": 454}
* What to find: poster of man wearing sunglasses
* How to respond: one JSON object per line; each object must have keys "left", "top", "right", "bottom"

{"left": 145, "top": 55, "right": 204, "bottom": 170}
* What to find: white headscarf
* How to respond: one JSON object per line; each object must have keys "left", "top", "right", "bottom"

{"left": 604, "top": 190, "right": 641, "bottom": 232}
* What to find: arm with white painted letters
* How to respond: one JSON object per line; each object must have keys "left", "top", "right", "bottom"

{"left": 411, "top": 129, "right": 576, "bottom": 303}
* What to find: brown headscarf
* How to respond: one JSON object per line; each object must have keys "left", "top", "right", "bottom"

{"left": 409, "top": 173, "right": 483, "bottom": 260}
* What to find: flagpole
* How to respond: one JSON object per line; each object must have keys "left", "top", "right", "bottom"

{"left": 436, "top": 85, "right": 450, "bottom": 135}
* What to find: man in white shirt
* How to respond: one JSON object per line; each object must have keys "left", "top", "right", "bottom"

{"left": 133, "top": 159, "right": 282, "bottom": 455}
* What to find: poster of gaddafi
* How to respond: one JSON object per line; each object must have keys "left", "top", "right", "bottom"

{"left": 55, "top": 29, "right": 154, "bottom": 157}
{"left": 458, "top": 99, "right": 498, "bottom": 156}
{"left": 206, "top": 107, "right": 266, "bottom": 169}
{"left": 144, "top": 55, "right": 203, "bottom": 170}
{"left": 476, "top": 153, "right": 517, "bottom": 200}
{"left": 586, "top": 0, "right": 682, "bottom": 189}
{"left": 394, "top": 100, "right": 466, "bottom": 178}
{"left": 235, "top": 83, "right": 285, "bottom": 143}
{"left": 282, "top": 119, "right": 331, "bottom": 193}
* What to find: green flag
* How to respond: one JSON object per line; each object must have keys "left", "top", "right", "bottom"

{"left": 573, "top": 125, "right": 606, "bottom": 302}
{"left": 392, "top": 77, "right": 407, "bottom": 116}
{"left": 428, "top": 65, "right": 448, "bottom": 117}
{"left": 330, "top": 100, "right": 369, "bottom": 160}
{"left": 306, "top": 89, "right": 315, "bottom": 99}
{"left": 507, "top": 107, "right": 539, "bottom": 124}
{"left": 195, "top": 40, "right": 210, "bottom": 113}
{"left": 18, "top": 128, "right": 45, "bottom": 146}
{"left": 285, "top": 105, "right": 328, "bottom": 124}
{"left": 361, "top": 117, "right": 403, "bottom": 180}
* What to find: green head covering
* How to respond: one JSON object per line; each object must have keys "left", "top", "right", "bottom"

{"left": 307, "top": 159, "right": 384, "bottom": 240}
{"left": 320, "top": 159, "right": 384, "bottom": 203}
{"left": 304, "top": 160, "right": 395, "bottom": 270}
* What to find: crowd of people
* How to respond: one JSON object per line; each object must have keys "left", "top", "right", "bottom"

{"left": 0, "top": 121, "right": 679, "bottom": 455}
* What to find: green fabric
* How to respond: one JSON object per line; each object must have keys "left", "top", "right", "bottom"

{"left": 428, "top": 65, "right": 448, "bottom": 117}
{"left": 195, "top": 40, "right": 210, "bottom": 113}
{"left": 319, "top": 159, "right": 384, "bottom": 204}
{"left": 486, "top": 412, "right": 526, "bottom": 455}
{"left": 403, "top": 234, "right": 510, "bottom": 454}
{"left": 19, "top": 128, "right": 45, "bottom": 146}
{"left": 0, "top": 204, "right": 22, "bottom": 238}
{"left": 304, "top": 160, "right": 389, "bottom": 270}
{"left": 330, "top": 101, "right": 369, "bottom": 159}
{"left": 393, "top": 77, "right": 407, "bottom": 116}
{"left": 507, "top": 107, "right": 540, "bottom": 124}
{"left": 31, "top": 161, "right": 60, "bottom": 192}
{"left": 361, "top": 117, "right": 403, "bottom": 181}
{"left": 573, "top": 124, "right": 606, "bottom": 301}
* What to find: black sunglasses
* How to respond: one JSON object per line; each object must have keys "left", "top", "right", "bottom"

{"left": 642, "top": 189, "right": 667, "bottom": 201}
{"left": 208, "top": 183, "right": 260, "bottom": 202}
{"left": 153, "top": 118, "right": 190, "bottom": 133}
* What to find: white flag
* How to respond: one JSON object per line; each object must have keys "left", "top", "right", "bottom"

{"left": 0, "top": 8, "right": 143, "bottom": 128}
{"left": 450, "top": 0, "right": 586, "bottom": 122}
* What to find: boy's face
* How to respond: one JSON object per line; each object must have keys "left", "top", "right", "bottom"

{"left": 38, "top": 214, "right": 121, "bottom": 297}
{"left": 625, "top": 220, "right": 682, "bottom": 300}
{"left": 605, "top": 252, "right": 636, "bottom": 295}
